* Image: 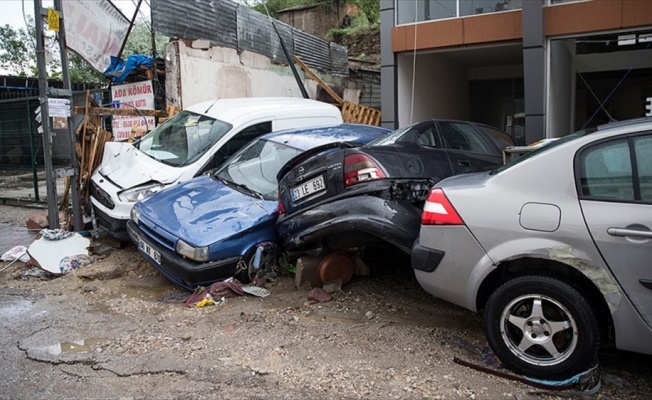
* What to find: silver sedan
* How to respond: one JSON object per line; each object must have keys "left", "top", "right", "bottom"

{"left": 412, "top": 117, "right": 652, "bottom": 380}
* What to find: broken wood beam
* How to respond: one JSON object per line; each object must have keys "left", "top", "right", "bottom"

{"left": 292, "top": 55, "right": 344, "bottom": 105}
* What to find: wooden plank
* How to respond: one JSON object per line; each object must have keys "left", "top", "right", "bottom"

{"left": 72, "top": 106, "right": 168, "bottom": 117}
{"left": 292, "top": 56, "right": 344, "bottom": 105}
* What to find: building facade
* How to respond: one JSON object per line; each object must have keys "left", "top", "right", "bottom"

{"left": 380, "top": 0, "right": 652, "bottom": 144}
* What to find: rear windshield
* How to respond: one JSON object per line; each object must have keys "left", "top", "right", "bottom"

{"left": 491, "top": 128, "right": 595, "bottom": 174}
{"left": 136, "top": 111, "right": 232, "bottom": 167}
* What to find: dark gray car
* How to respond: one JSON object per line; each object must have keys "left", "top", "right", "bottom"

{"left": 412, "top": 118, "right": 652, "bottom": 379}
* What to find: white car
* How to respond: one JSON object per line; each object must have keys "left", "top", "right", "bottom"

{"left": 89, "top": 97, "right": 343, "bottom": 240}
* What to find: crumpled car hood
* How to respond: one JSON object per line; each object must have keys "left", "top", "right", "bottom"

{"left": 97, "top": 142, "right": 182, "bottom": 188}
{"left": 138, "top": 175, "right": 278, "bottom": 247}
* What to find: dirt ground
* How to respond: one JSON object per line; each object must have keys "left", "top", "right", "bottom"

{"left": 0, "top": 204, "right": 650, "bottom": 399}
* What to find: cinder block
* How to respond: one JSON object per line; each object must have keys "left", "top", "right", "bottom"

{"left": 294, "top": 256, "right": 322, "bottom": 289}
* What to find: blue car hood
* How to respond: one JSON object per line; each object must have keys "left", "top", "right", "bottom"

{"left": 138, "top": 175, "right": 278, "bottom": 247}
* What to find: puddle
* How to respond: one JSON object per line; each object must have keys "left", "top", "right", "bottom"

{"left": 42, "top": 338, "right": 109, "bottom": 356}
{"left": 0, "top": 298, "right": 34, "bottom": 319}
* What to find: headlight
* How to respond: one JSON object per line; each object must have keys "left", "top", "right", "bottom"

{"left": 130, "top": 207, "right": 140, "bottom": 224}
{"left": 176, "top": 239, "right": 209, "bottom": 262}
{"left": 118, "top": 183, "right": 165, "bottom": 202}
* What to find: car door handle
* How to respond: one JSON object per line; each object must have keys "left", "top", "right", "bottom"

{"left": 457, "top": 159, "right": 470, "bottom": 167}
{"left": 607, "top": 227, "right": 652, "bottom": 238}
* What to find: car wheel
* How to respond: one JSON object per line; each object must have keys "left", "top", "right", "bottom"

{"left": 484, "top": 275, "right": 599, "bottom": 380}
{"left": 235, "top": 244, "right": 277, "bottom": 284}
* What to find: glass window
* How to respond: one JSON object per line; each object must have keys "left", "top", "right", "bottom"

{"left": 634, "top": 136, "right": 652, "bottom": 201}
{"left": 204, "top": 121, "right": 273, "bottom": 172}
{"left": 215, "top": 139, "right": 302, "bottom": 200}
{"left": 579, "top": 139, "right": 634, "bottom": 201}
{"left": 480, "top": 125, "right": 516, "bottom": 150}
{"left": 396, "top": 0, "right": 522, "bottom": 24}
{"left": 137, "top": 111, "right": 231, "bottom": 167}
{"left": 439, "top": 122, "right": 494, "bottom": 154}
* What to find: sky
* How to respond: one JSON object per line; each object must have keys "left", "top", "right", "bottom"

{"left": 0, "top": 0, "right": 151, "bottom": 32}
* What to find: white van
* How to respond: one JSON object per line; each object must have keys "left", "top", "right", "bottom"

{"left": 89, "top": 97, "right": 343, "bottom": 240}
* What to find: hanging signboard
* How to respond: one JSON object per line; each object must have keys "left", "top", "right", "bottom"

{"left": 111, "top": 81, "right": 156, "bottom": 141}
{"left": 62, "top": 0, "right": 129, "bottom": 73}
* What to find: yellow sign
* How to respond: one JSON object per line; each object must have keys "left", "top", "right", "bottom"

{"left": 47, "top": 9, "right": 59, "bottom": 32}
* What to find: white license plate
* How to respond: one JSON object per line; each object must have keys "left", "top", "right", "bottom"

{"left": 291, "top": 175, "right": 326, "bottom": 202}
{"left": 139, "top": 238, "right": 161, "bottom": 264}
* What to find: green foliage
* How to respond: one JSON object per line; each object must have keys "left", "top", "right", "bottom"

{"left": 246, "top": 0, "right": 379, "bottom": 24}
{"left": 0, "top": 16, "right": 167, "bottom": 83}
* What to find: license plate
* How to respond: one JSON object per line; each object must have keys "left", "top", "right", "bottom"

{"left": 139, "top": 238, "right": 161, "bottom": 264}
{"left": 291, "top": 175, "right": 326, "bottom": 202}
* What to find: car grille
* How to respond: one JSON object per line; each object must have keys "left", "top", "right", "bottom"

{"left": 90, "top": 180, "right": 115, "bottom": 210}
{"left": 139, "top": 222, "right": 176, "bottom": 252}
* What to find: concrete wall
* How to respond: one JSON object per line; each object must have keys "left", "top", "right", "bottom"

{"left": 396, "top": 53, "right": 469, "bottom": 127}
{"left": 164, "top": 40, "right": 360, "bottom": 109}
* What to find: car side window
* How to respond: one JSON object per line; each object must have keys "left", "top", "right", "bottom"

{"left": 481, "top": 125, "right": 517, "bottom": 150}
{"left": 199, "top": 121, "right": 273, "bottom": 174}
{"left": 415, "top": 126, "right": 438, "bottom": 147}
{"left": 439, "top": 122, "right": 494, "bottom": 154}
{"left": 634, "top": 136, "right": 652, "bottom": 201}
{"left": 578, "top": 139, "right": 634, "bottom": 201}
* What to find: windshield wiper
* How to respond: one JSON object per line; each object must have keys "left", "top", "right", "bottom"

{"left": 217, "top": 176, "right": 264, "bottom": 200}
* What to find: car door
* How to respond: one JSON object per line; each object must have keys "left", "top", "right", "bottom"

{"left": 436, "top": 121, "right": 504, "bottom": 174}
{"left": 577, "top": 133, "right": 652, "bottom": 328}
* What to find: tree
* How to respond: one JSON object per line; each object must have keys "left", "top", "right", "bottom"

{"left": 0, "top": 16, "right": 167, "bottom": 83}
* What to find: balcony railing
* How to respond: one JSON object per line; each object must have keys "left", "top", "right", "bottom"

{"left": 396, "top": 0, "right": 523, "bottom": 25}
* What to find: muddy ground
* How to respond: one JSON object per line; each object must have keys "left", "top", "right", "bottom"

{"left": 0, "top": 204, "right": 650, "bottom": 399}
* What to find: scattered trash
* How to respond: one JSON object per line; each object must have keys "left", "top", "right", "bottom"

{"left": 449, "top": 336, "right": 601, "bottom": 394}
{"left": 27, "top": 229, "right": 91, "bottom": 275}
{"left": 1, "top": 245, "right": 30, "bottom": 263}
{"left": 183, "top": 279, "right": 269, "bottom": 307}
{"left": 241, "top": 286, "right": 270, "bottom": 298}
{"left": 58, "top": 254, "right": 94, "bottom": 274}
{"left": 307, "top": 287, "right": 332, "bottom": 303}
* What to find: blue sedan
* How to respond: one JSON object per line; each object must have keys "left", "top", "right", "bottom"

{"left": 127, "top": 124, "right": 389, "bottom": 290}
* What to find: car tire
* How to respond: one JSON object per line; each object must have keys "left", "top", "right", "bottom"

{"left": 484, "top": 275, "right": 599, "bottom": 380}
{"left": 235, "top": 244, "right": 276, "bottom": 284}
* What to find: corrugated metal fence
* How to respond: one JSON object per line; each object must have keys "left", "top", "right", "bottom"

{"left": 152, "top": 0, "right": 349, "bottom": 75}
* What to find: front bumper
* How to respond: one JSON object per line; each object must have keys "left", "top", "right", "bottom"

{"left": 277, "top": 196, "right": 422, "bottom": 254}
{"left": 127, "top": 221, "right": 240, "bottom": 290}
{"left": 92, "top": 203, "right": 130, "bottom": 242}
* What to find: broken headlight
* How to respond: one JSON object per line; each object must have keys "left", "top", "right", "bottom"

{"left": 176, "top": 239, "right": 209, "bottom": 262}
{"left": 118, "top": 183, "right": 165, "bottom": 202}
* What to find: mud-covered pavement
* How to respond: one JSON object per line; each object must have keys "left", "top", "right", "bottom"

{"left": 0, "top": 205, "right": 650, "bottom": 399}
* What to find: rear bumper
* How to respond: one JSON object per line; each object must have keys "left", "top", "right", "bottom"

{"left": 277, "top": 196, "right": 422, "bottom": 253}
{"left": 127, "top": 221, "right": 240, "bottom": 290}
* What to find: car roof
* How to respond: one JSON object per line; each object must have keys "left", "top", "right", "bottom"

{"left": 184, "top": 97, "right": 340, "bottom": 122}
{"left": 261, "top": 123, "right": 391, "bottom": 151}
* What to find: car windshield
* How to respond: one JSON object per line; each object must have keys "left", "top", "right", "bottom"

{"left": 136, "top": 111, "right": 232, "bottom": 167}
{"left": 491, "top": 128, "right": 596, "bottom": 174}
{"left": 214, "top": 139, "right": 303, "bottom": 201}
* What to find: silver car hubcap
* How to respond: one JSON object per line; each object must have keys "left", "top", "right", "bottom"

{"left": 500, "top": 294, "right": 578, "bottom": 366}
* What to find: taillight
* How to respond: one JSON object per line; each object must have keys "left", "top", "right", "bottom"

{"left": 277, "top": 192, "right": 286, "bottom": 214}
{"left": 421, "top": 188, "right": 463, "bottom": 225}
{"left": 343, "top": 153, "right": 386, "bottom": 186}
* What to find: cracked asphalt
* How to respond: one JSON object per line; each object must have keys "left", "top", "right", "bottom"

{"left": 1, "top": 205, "right": 651, "bottom": 399}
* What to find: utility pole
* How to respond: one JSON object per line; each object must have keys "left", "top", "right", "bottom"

{"left": 54, "top": 0, "right": 83, "bottom": 231}
{"left": 34, "top": 0, "right": 59, "bottom": 229}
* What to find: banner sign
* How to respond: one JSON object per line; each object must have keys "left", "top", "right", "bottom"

{"left": 62, "top": 0, "right": 129, "bottom": 73}
{"left": 111, "top": 81, "right": 156, "bottom": 141}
